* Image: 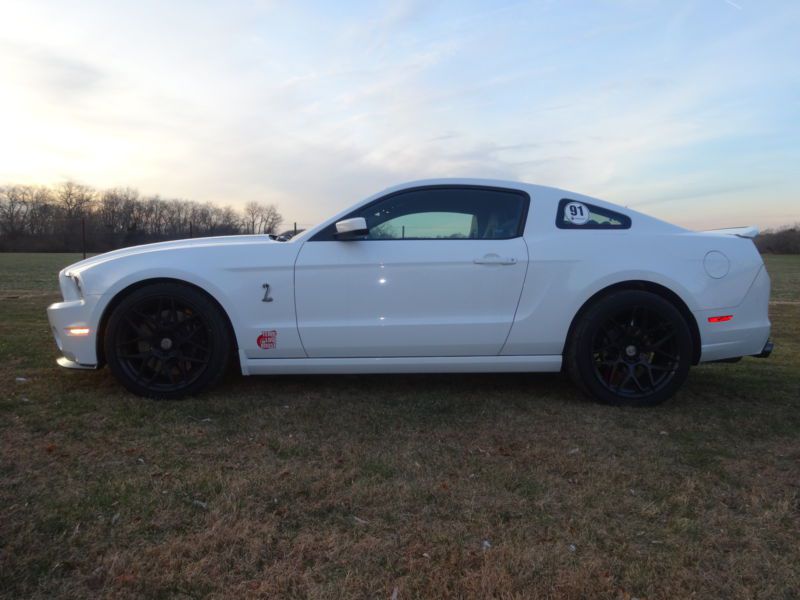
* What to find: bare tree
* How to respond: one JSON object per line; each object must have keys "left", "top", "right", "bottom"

{"left": 56, "top": 181, "right": 95, "bottom": 218}
{"left": 242, "top": 201, "right": 283, "bottom": 234}
{"left": 0, "top": 180, "right": 286, "bottom": 251}
{"left": 243, "top": 201, "right": 262, "bottom": 234}
{"left": 260, "top": 204, "right": 283, "bottom": 234}
{"left": 0, "top": 186, "right": 32, "bottom": 236}
{"left": 26, "top": 187, "right": 58, "bottom": 236}
{"left": 756, "top": 225, "right": 800, "bottom": 254}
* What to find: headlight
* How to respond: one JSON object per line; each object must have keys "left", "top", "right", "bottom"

{"left": 71, "top": 274, "right": 84, "bottom": 298}
{"left": 60, "top": 272, "right": 83, "bottom": 301}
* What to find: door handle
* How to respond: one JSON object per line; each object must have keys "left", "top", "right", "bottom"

{"left": 474, "top": 254, "right": 517, "bottom": 265}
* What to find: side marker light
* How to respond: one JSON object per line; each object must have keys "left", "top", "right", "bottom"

{"left": 708, "top": 315, "right": 733, "bottom": 323}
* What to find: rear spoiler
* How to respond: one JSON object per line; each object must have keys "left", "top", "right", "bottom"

{"left": 702, "top": 226, "right": 759, "bottom": 239}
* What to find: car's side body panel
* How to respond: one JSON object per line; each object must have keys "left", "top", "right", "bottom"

{"left": 500, "top": 184, "right": 769, "bottom": 362}
{"left": 294, "top": 238, "right": 529, "bottom": 357}
{"left": 47, "top": 178, "right": 771, "bottom": 379}
{"left": 51, "top": 236, "right": 307, "bottom": 365}
{"left": 242, "top": 354, "right": 561, "bottom": 375}
{"left": 694, "top": 264, "right": 771, "bottom": 361}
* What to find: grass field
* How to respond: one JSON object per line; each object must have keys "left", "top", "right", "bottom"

{"left": 1, "top": 252, "right": 798, "bottom": 599}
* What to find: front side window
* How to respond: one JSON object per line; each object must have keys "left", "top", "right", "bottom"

{"left": 312, "top": 186, "right": 529, "bottom": 241}
{"left": 370, "top": 211, "right": 476, "bottom": 239}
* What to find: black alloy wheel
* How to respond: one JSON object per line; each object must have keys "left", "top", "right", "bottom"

{"left": 104, "top": 282, "right": 232, "bottom": 398}
{"left": 567, "top": 290, "right": 692, "bottom": 406}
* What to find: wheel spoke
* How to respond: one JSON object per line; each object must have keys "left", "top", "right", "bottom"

{"left": 155, "top": 296, "right": 164, "bottom": 325}
{"left": 143, "top": 359, "right": 163, "bottom": 385}
{"left": 607, "top": 361, "right": 620, "bottom": 385}
{"left": 645, "top": 364, "right": 657, "bottom": 389}
{"left": 650, "top": 332, "right": 674, "bottom": 350}
{"left": 630, "top": 368, "right": 646, "bottom": 393}
{"left": 180, "top": 355, "right": 209, "bottom": 365}
{"left": 170, "top": 296, "right": 178, "bottom": 326}
{"left": 181, "top": 340, "right": 209, "bottom": 353}
{"left": 614, "top": 368, "right": 632, "bottom": 391}
{"left": 653, "top": 348, "right": 679, "bottom": 362}
{"left": 118, "top": 332, "right": 151, "bottom": 346}
{"left": 117, "top": 351, "right": 152, "bottom": 360}
{"left": 132, "top": 309, "right": 159, "bottom": 330}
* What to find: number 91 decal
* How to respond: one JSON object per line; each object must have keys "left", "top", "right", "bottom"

{"left": 564, "top": 201, "right": 589, "bottom": 225}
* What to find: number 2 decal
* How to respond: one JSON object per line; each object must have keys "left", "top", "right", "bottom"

{"left": 564, "top": 201, "right": 589, "bottom": 225}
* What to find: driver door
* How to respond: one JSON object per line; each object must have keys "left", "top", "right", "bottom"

{"left": 294, "top": 186, "right": 530, "bottom": 357}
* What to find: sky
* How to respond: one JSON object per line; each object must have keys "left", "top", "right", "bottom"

{"left": 0, "top": 0, "right": 798, "bottom": 231}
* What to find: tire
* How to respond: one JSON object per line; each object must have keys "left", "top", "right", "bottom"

{"left": 566, "top": 290, "right": 692, "bottom": 407}
{"left": 104, "top": 282, "right": 232, "bottom": 399}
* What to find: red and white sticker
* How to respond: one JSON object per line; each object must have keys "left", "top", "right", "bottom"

{"left": 257, "top": 330, "right": 277, "bottom": 350}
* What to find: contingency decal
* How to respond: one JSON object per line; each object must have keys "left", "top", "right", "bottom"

{"left": 564, "top": 201, "right": 589, "bottom": 225}
{"left": 257, "top": 330, "right": 277, "bottom": 350}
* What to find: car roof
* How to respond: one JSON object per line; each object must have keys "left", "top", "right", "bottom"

{"left": 376, "top": 178, "right": 565, "bottom": 202}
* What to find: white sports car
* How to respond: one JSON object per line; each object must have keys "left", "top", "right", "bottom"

{"left": 47, "top": 179, "right": 772, "bottom": 406}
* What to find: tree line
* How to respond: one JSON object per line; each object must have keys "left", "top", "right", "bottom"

{"left": 0, "top": 182, "right": 284, "bottom": 252}
{"left": 755, "top": 225, "right": 800, "bottom": 254}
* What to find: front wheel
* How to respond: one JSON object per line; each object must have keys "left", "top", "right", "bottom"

{"left": 104, "top": 282, "right": 232, "bottom": 399}
{"left": 566, "top": 290, "right": 693, "bottom": 407}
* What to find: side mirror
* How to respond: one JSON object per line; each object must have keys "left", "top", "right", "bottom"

{"left": 335, "top": 217, "right": 368, "bottom": 240}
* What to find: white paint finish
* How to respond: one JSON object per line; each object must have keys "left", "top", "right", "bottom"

{"left": 55, "top": 236, "right": 308, "bottom": 360}
{"left": 501, "top": 229, "right": 765, "bottom": 356}
{"left": 244, "top": 355, "right": 562, "bottom": 375}
{"left": 46, "top": 178, "right": 772, "bottom": 374}
{"left": 703, "top": 250, "right": 730, "bottom": 279}
{"left": 47, "top": 296, "right": 102, "bottom": 365}
{"left": 294, "top": 238, "right": 528, "bottom": 357}
{"left": 335, "top": 217, "right": 368, "bottom": 235}
{"left": 702, "top": 226, "right": 759, "bottom": 239}
{"left": 697, "top": 265, "right": 771, "bottom": 361}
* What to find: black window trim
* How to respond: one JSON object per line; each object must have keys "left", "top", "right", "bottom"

{"left": 555, "top": 198, "right": 632, "bottom": 230}
{"left": 310, "top": 184, "right": 531, "bottom": 242}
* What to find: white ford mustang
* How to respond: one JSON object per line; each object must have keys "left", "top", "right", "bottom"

{"left": 47, "top": 179, "right": 772, "bottom": 406}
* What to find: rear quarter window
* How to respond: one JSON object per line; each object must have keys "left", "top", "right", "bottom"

{"left": 556, "top": 198, "right": 631, "bottom": 230}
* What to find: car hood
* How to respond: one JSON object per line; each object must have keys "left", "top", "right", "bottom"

{"left": 63, "top": 234, "right": 278, "bottom": 276}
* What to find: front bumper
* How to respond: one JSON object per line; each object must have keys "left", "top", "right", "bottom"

{"left": 57, "top": 356, "right": 97, "bottom": 370}
{"left": 47, "top": 297, "right": 101, "bottom": 368}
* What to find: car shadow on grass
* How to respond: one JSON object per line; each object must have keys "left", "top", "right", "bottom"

{"left": 219, "top": 370, "right": 581, "bottom": 406}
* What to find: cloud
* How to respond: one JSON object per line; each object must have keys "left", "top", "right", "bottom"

{"left": 0, "top": 39, "right": 106, "bottom": 98}
{"left": 0, "top": 0, "right": 797, "bottom": 230}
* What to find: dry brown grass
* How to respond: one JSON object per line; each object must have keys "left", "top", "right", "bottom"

{"left": 1, "top": 253, "right": 799, "bottom": 599}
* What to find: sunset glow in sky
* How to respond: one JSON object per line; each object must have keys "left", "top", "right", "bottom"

{"left": 1, "top": 0, "right": 798, "bottom": 230}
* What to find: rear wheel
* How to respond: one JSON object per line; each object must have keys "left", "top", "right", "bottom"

{"left": 104, "top": 282, "right": 232, "bottom": 399}
{"left": 566, "top": 290, "right": 692, "bottom": 406}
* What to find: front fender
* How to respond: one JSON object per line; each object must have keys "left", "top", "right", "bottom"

{"left": 71, "top": 240, "right": 306, "bottom": 367}
{"left": 95, "top": 265, "right": 243, "bottom": 334}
